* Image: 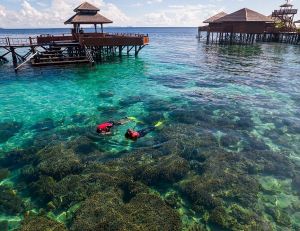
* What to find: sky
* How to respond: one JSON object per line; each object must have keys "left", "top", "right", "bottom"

{"left": 0, "top": 0, "right": 300, "bottom": 28}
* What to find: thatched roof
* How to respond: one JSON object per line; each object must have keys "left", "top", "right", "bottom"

{"left": 65, "top": 13, "right": 113, "bottom": 24}
{"left": 203, "top": 12, "right": 227, "bottom": 23}
{"left": 215, "top": 8, "right": 274, "bottom": 23}
{"left": 65, "top": 2, "right": 112, "bottom": 25}
{"left": 295, "top": 20, "right": 300, "bottom": 23}
{"left": 74, "top": 2, "right": 100, "bottom": 12}
{"left": 280, "top": 3, "right": 293, "bottom": 8}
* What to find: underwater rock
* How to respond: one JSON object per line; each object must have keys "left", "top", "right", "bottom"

{"left": 209, "top": 204, "right": 272, "bottom": 231}
{"left": 220, "top": 134, "right": 241, "bottom": 148}
{"left": 66, "top": 136, "right": 102, "bottom": 161}
{"left": 140, "top": 112, "right": 165, "bottom": 125}
{"left": 48, "top": 172, "right": 146, "bottom": 209}
{"left": 68, "top": 136, "right": 96, "bottom": 152}
{"left": 246, "top": 150, "right": 294, "bottom": 178}
{"left": 0, "top": 168, "right": 10, "bottom": 181}
{"left": 19, "top": 215, "right": 68, "bottom": 231}
{"left": 37, "top": 144, "right": 83, "bottom": 180}
{"left": 179, "top": 176, "right": 223, "bottom": 211}
{"left": 118, "top": 96, "right": 142, "bottom": 107}
{"left": 169, "top": 109, "right": 209, "bottom": 125}
{"left": 21, "top": 165, "right": 39, "bottom": 182}
{"left": 189, "top": 160, "right": 205, "bottom": 175}
{"left": 265, "top": 206, "right": 292, "bottom": 228}
{"left": 97, "top": 105, "right": 121, "bottom": 116}
{"left": 135, "top": 155, "right": 189, "bottom": 186}
{"left": 71, "top": 191, "right": 182, "bottom": 231}
{"left": 164, "top": 191, "right": 181, "bottom": 209}
{"left": 292, "top": 174, "right": 300, "bottom": 194}
{"left": 242, "top": 135, "right": 270, "bottom": 151}
{"left": 144, "top": 98, "right": 175, "bottom": 112}
{"left": 0, "top": 148, "right": 38, "bottom": 168}
{"left": 0, "top": 121, "right": 22, "bottom": 143}
{"left": 0, "top": 221, "right": 8, "bottom": 231}
{"left": 0, "top": 185, "right": 25, "bottom": 215}
{"left": 209, "top": 206, "right": 234, "bottom": 229}
{"left": 97, "top": 91, "right": 114, "bottom": 98}
{"left": 70, "top": 114, "right": 88, "bottom": 124}
{"left": 31, "top": 176, "right": 57, "bottom": 202}
{"left": 31, "top": 118, "right": 56, "bottom": 132}
{"left": 186, "top": 223, "right": 208, "bottom": 231}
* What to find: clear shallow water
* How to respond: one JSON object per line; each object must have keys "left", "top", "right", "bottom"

{"left": 0, "top": 28, "right": 300, "bottom": 230}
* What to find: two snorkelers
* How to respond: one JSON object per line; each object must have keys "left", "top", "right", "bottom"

{"left": 96, "top": 117, "right": 163, "bottom": 141}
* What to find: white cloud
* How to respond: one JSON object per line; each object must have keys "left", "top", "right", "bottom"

{"left": 0, "top": 5, "right": 6, "bottom": 18}
{"left": 0, "top": 0, "right": 131, "bottom": 28}
{"left": 140, "top": 4, "right": 223, "bottom": 27}
{"left": 0, "top": 0, "right": 223, "bottom": 28}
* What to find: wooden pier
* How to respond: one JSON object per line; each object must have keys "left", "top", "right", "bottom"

{"left": 198, "top": 1, "right": 300, "bottom": 46}
{"left": 0, "top": 2, "right": 149, "bottom": 70}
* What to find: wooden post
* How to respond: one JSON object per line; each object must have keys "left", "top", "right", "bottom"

{"left": 206, "top": 31, "right": 210, "bottom": 45}
{"left": 101, "top": 24, "right": 104, "bottom": 33}
{"left": 10, "top": 47, "right": 18, "bottom": 68}
{"left": 94, "top": 24, "right": 97, "bottom": 33}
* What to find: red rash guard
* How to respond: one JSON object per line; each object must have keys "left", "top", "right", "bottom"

{"left": 129, "top": 131, "right": 140, "bottom": 140}
{"left": 97, "top": 122, "right": 114, "bottom": 133}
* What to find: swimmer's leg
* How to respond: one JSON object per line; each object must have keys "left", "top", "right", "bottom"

{"left": 138, "top": 126, "right": 156, "bottom": 138}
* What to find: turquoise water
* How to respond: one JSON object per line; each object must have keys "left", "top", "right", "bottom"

{"left": 0, "top": 28, "right": 300, "bottom": 230}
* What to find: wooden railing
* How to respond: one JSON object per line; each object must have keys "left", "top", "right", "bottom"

{"left": 0, "top": 33, "right": 150, "bottom": 47}
{"left": 0, "top": 37, "right": 37, "bottom": 46}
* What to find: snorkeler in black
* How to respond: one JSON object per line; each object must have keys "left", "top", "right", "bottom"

{"left": 125, "top": 121, "right": 163, "bottom": 141}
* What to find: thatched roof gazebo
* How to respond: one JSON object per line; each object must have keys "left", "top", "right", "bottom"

{"left": 209, "top": 8, "right": 274, "bottom": 33}
{"left": 203, "top": 12, "right": 227, "bottom": 23}
{"left": 65, "top": 2, "right": 113, "bottom": 33}
{"left": 214, "top": 8, "right": 273, "bottom": 23}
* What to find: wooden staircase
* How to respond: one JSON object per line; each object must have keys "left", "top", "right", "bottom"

{"left": 31, "top": 47, "right": 89, "bottom": 66}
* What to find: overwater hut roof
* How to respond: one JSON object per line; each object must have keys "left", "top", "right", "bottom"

{"left": 65, "top": 2, "right": 113, "bottom": 25}
{"left": 280, "top": 3, "right": 293, "bottom": 8}
{"left": 215, "top": 8, "right": 274, "bottom": 22}
{"left": 295, "top": 20, "right": 300, "bottom": 23}
{"left": 203, "top": 12, "right": 227, "bottom": 23}
{"left": 65, "top": 13, "right": 113, "bottom": 24}
{"left": 74, "top": 2, "right": 100, "bottom": 12}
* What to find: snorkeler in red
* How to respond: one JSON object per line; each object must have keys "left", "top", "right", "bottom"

{"left": 97, "top": 118, "right": 131, "bottom": 135}
{"left": 125, "top": 127, "right": 156, "bottom": 140}
{"left": 125, "top": 121, "right": 164, "bottom": 140}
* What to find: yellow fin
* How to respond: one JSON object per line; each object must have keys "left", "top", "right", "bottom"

{"left": 128, "top": 117, "right": 143, "bottom": 124}
{"left": 154, "top": 121, "right": 164, "bottom": 127}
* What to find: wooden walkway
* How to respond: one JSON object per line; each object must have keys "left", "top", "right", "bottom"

{"left": 0, "top": 33, "right": 149, "bottom": 70}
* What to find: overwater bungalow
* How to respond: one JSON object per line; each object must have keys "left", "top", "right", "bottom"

{"left": 0, "top": 2, "right": 149, "bottom": 70}
{"left": 198, "top": 1, "right": 300, "bottom": 45}
{"left": 199, "top": 8, "right": 274, "bottom": 44}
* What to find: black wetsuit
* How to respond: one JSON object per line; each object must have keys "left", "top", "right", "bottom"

{"left": 137, "top": 126, "right": 156, "bottom": 138}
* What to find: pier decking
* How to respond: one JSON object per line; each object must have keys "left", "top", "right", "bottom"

{"left": 0, "top": 2, "right": 150, "bottom": 70}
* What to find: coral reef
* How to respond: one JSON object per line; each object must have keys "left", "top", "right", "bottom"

{"left": 30, "top": 118, "right": 56, "bottom": 132}
{"left": 37, "top": 144, "right": 83, "bottom": 180}
{"left": 0, "top": 185, "right": 25, "bottom": 215}
{"left": 0, "top": 121, "right": 22, "bottom": 143}
{"left": 135, "top": 155, "right": 189, "bottom": 185}
{"left": 71, "top": 191, "right": 182, "bottom": 231}
{"left": 19, "top": 215, "right": 68, "bottom": 231}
